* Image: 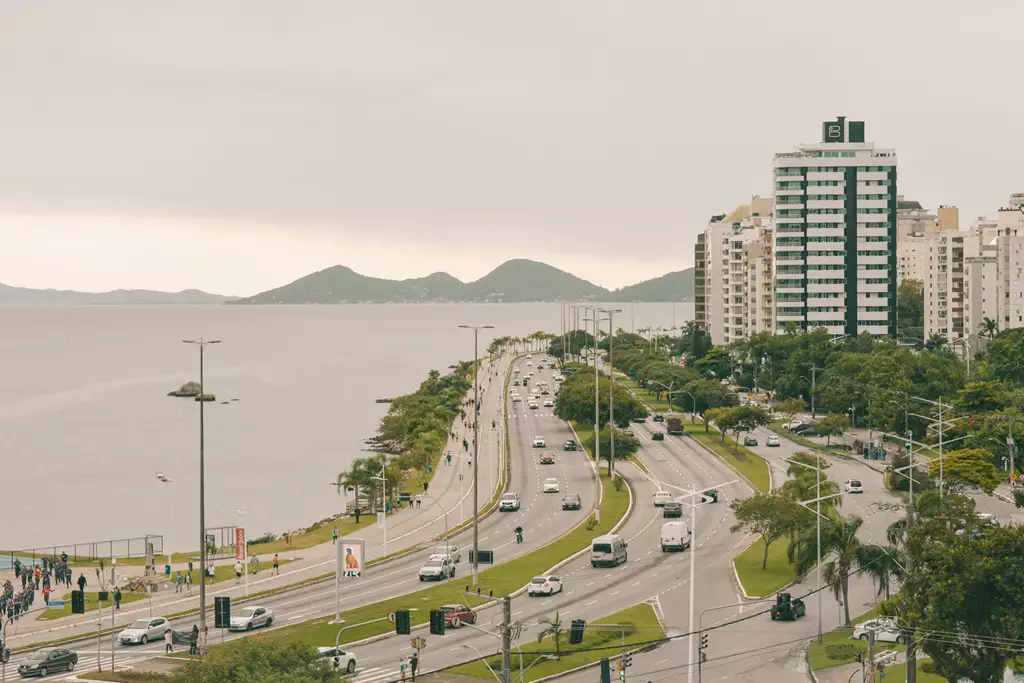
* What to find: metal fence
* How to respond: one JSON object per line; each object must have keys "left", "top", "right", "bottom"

{"left": 2, "top": 535, "right": 164, "bottom": 569}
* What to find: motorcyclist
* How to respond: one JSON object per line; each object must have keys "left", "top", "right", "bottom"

{"left": 514, "top": 526, "right": 523, "bottom": 544}
{"left": 491, "top": 420, "right": 496, "bottom": 429}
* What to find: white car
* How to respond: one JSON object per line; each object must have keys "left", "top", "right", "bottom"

{"left": 512, "top": 395, "right": 522, "bottom": 402}
{"left": 500, "top": 492, "right": 521, "bottom": 511}
{"left": 852, "top": 619, "right": 905, "bottom": 644}
{"left": 514, "top": 367, "right": 520, "bottom": 374}
{"left": 543, "top": 399, "right": 554, "bottom": 407}
{"left": 766, "top": 435, "right": 780, "bottom": 447}
{"left": 229, "top": 605, "right": 274, "bottom": 631}
{"left": 528, "top": 575, "right": 564, "bottom": 596}
{"left": 844, "top": 479, "right": 864, "bottom": 494}
{"left": 429, "top": 545, "right": 461, "bottom": 563}
{"left": 543, "top": 478, "right": 560, "bottom": 493}
{"left": 783, "top": 420, "right": 805, "bottom": 430}
{"left": 527, "top": 361, "right": 533, "bottom": 367}
{"left": 653, "top": 490, "right": 673, "bottom": 507}
{"left": 118, "top": 617, "right": 170, "bottom": 645}
{"left": 554, "top": 375, "right": 564, "bottom": 382}
{"left": 419, "top": 557, "right": 455, "bottom": 581}
{"left": 533, "top": 437, "right": 546, "bottom": 448}
{"left": 317, "top": 646, "right": 357, "bottom": 674}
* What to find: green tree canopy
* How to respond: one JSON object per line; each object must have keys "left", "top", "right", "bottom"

{"left": 553, "top": 372, "right": 646, "bottom": 428}
{"left": 169, "top": 640, "right": 338, "bottom": 683}
{"left": 729, "top": 491, "right": 804, "bottom": 570}
{"left": 815, "top": 413, "right": 850, "bottom": 446}
{"left": 930, "top": 448, "right": 1002, "bottom": 495}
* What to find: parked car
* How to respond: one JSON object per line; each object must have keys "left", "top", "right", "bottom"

{"left": 844, "top": 479, "right": 864, "bottom": 494}
{"left": 528, "top": 575, "right": 564, "bottom": 596}
{"left": 562, "top": 493, "right": 582, "bottom": 510}
{"left": 540, "top": 453, "right": 555, "bottom": 465}
{"left": 316, "top": 646, "right": 357, "bottom": 674}
{"left": 653, "top": 490, "right": 673, "bottom": 507}
{"left": 440, "top": 604, "right": 476, "bottom": 628}
{"left": 662, "top": 502, "right": 683, "bottom": 518}
{"left": 652, "top": 414, "right": 665, "bottom": 422}
{"left": 229, "top": 606, "right": 274, "bottom": 631}
{"left": 564, "top": 440, "right": 578, "bottom": 451}
{"left": 766, "top": 435, "right": 780, "bottom": 447}
{"left": 743, "top": 435, "right": 758, "bottom": 446}
{"left": 419, "top": 557, "right": 456, "bottom": 581}
{"left": 119, "top": 617, "right": 171, "bottom": 645}
{"left": 500, "top": 493, "right": 521, "bottom": 511}
{"left": 18, "top": 648, "right": 78, "bottom": 678}
{"left": 429, "top": 545, "right": 461, "bottom": 563}
{"left": 543, "top": 478, "right": 560, "bottom": 493}
{"left": 852, "top": 619, "right": 905, "bottom": 644}
{"left": 532, "top": 437, "right": 546, "bottom": 448}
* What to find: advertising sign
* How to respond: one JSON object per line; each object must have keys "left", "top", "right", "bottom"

{"left": 339, "top": 538, "right": 365, "bottom": 578}
{"left": 235, "top": 528, "right": 246, "bottom": 561}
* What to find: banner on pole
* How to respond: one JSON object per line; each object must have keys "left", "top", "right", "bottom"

{"left": 235, "top": 528, "right": 246, "bottom": 561}
{"left": 339, "top": 538, "right": 365, "bottom": 578}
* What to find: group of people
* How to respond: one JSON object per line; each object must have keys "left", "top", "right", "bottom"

{"left": 4, "top": 554, "right": 91, "bottom": 619}
{"left": 232, "top": 554, "right": 280, "bottom": 583}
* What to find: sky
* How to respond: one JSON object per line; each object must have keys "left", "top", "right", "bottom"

{"left": 2, "top": 1, "right": 1022, "bottom": 296}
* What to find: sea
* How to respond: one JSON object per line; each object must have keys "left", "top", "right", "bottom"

{"left": 0, "top": 302, "right": 693, "bottom": 553}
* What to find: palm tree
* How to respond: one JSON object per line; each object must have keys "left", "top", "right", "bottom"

{"left": 885, "top": 519, "right": 907, "bottom": 548}
{"left": 855, "top": 544, "right": 905, "bottom": 602}
{"left": 788, "top": 515, "right": 864, "bottom": 625}
{"left": 536, "top": 611, "right": 566, "bottom": 658}
{"left": 980, "top": 317, "right": 999, "bottom": 339}
{"left": 336, "top": 457, "right": 374, "bottom": 512}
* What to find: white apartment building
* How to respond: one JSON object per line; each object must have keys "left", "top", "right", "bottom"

{"left": 703, "top": 197, "right": 774, "bottom": 345}
{"left": 897, "top": 199, "right": 961, "bottom": 285}
{"left": 995, "top": 202, "right": 1024, "bottom": 330}
{"left": 773, "top": 117, "right": 897, "bottom": 337}
{"left": 922, "top": 231, "right": 965, "bottom": 341}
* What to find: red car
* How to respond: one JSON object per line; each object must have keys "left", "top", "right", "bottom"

{"left": 540, "top": 453, "right": 555, "bottom": 465}
{"left": 441, "top": 604, "right": 476, "bottom": 628}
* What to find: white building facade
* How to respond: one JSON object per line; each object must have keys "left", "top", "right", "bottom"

{"left": 773, "top": 117, "right": 897, "bottom": 337}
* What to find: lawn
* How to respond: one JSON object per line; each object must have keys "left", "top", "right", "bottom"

{"left": 37, "top": 591, "right": 147, "bottom": 620}
{"left": 569, "top": 421, "right": 647, "bottom": 474}
{"left": 732, "top": 540, "right": 797, "bottom": 598}
{"left": 451, "top": 603, "right": 664, "bottom": 681}
{"left": 222, "top": 471, "right": 629, "bottom": 651}
{"left": 681, "top": 423, "right": 771, "bottom": 493}
{"left": 614, "top": 377, "right": 673, "bottom": 413}
{"left": 805, "top": 607, "right": 905, "bottom": 670}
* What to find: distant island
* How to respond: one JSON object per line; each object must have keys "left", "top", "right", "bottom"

{"left": 230, "top": 259, "right": 694, "bottom": 304}
{"left": 0, "top": 283, "right": 236, "bottom": 305}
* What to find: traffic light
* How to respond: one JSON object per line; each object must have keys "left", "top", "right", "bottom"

{"left": 429, "top": 609, "right": 446, "bottom": 635}
{"left": 395, "top": 610, "right": 411, "bottom": 635}
{"left": 617, "top": 658, "right": 625, "bottom": 681}
{"left": 569, "top": 619, "right": 586, "bottom": 645}
{"left": 71, "top": 590, "right": 85, "bottom": 614}
{"left": 599, "top": 659, "right": 611, "bottom": 683}
{"left": 700, "top": 633, "right": 708, "bottom": 650}
{"left": 623, "top": 652, "right": 632, "bottom": 668}
{"left": 214, "top": 596, "right": 230, "bottom": 628}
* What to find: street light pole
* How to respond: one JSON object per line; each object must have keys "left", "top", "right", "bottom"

{"left": 460, "top": 324, "right": 494, "bottom": 588}
{"left": 182, "top": 337, "right": 220, "bottom": 656}
{"left": 600, "top": 309, "right": 621, "bottom": 478}
{"left": 583, "top": 312, "right": 603, "bottom": 523}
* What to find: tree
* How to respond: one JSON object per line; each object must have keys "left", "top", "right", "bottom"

{"left": 721, "top": 405, "right": 772, "bottom": 449}
{"left": 815, "top": 413, "right": 850, "bottom": 446}
{"left": 169, "top": 639, "right": 337, "bottom": 683}
{"left": 536, "top": 611, "right": 566, "bottom": 659}
{"left": 930, "top": 448, "right": 1001, "bottom": 495}
{"left": 782, "top": 452, "right": 840, "bottom": 514}
{"left": 681, "top": 378, "right": 738, "bottom": 414}
{"left": 980, "top": 316, "right": 999, "bottom": 339}
{"left": 925, "top": 333, "right": 948, "bottom": 351}
{"left": 984, "top": 328, "right": 1024, "bottom": 384}
{"left": 855, "top": 543, "right": 904, "bottom": 601}
{"left": 789, "top": 515, "right": 865, "bottom": 624}
{"left": 897, "top": 279, "right": 924, "bottom": 341}
{"left": 730, "top": 491, "right": 804, "bottom": 570}
{"left": 704, "top": 407, "right": 730, "bottom": 440}
{"left": 553, "top": 373, "right": 646, "bottom": 428}
{"left": 693, "top": 346, "right": 733, "bottom": 380}
{"left": 581, "top": 426, "right": 640, "bottom": 463}
{"left": 775, "top": 398, "right": 806, "bottom": 424}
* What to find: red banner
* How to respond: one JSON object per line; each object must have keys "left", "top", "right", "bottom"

{"left": 235, "top": 528, "right": 246, "bottom": 561}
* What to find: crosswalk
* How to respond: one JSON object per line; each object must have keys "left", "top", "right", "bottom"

{"left": 352, "top": 666, "right": 402, "bottom": 683}
{"left": 512, "top": 412, "right": 556, "bottom": 418}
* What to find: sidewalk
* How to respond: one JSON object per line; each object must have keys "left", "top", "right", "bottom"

{"left": 4, "top": 354, "right": 512, "bottom": 648}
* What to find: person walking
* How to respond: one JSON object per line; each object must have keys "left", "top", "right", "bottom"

{"left": 41, "top": 586, "right": 50, "bottom": 607}
{"left": 164, "top": 629, "right": 173, "bottom": 654}
{"left": 332, "top": 527, "right": 339, "bottom": 545}
{"left": 33, "top": 566, "right": 41, "bottom": 590}
{"left": 272, "top": 554, "right": 279, "bottom": 575}
{"left": 410, "top": 651, "right": 418, "bottom": 680}
{"left": 354, "top": 508, "right": 361, "bottom": 524}
{"left": 76, "top": 573, "right": 86, "bottom": 593}
{"left": 189, "top": 625, "right": 199, "bottom": 656}
{"left": 185, "top": 572, "right": 192, "bottom": 594}
{"left": 175, "top": 571, "right": 183, "bottom": 593}
{"left": 234, "top": 561, "right": 243, "bottom": 585}
{"left": 250, "top": 555, "right": 260, "bottom": 575}
{"left": 114, "top": 587, "right": 122, "bottom": 610}
{"left": 399, "top": 658, "right": 407, "bottom": 681}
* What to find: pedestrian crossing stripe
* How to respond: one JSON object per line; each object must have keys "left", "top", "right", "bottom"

{"left": 352, "top": 667, "right": 401, "bottom": 683}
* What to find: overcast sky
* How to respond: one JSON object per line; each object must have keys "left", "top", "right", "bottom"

{"left": 1, "top": 1, "right": 1021, "bottom": 296}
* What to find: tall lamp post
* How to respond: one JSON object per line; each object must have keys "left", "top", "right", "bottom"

{"left": 599, "top": 309, "right": 621, "bottom": 478}
{"left": 582, "top": 310, "right": 603, "bottom": 523}
{"left": 182, "top": 337, "right": 220, "bottom": 656}
{"left": 459, "top": 324, "right": 494, "bottom": 588}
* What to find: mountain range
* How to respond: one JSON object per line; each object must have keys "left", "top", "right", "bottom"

{"left": 231, "top": 260, "right": 694, "bottom": 304}
{"left": 0, "top": 283, "right": 236, "bottom": 305}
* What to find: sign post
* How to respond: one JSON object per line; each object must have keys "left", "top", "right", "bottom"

{"left": 235, "top": 528, "right": 247, "bottom": 597}
{"left": 334, "top": 538, "right": 364, "bottom": 624}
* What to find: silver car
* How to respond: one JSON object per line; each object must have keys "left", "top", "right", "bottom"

{"left": 419, "top": 557, "right": 455, "bottom": 581}
{"left": 229, "top": 605, "right": 274, "bottom": 631}
{"left": 429, "top": 545, "right": 461, "bottom": 563}
{"left": 118, "top": 617, "right": 170, "bottom": 645}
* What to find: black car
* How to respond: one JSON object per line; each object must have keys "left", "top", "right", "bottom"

{"left": 19, "top": 648, "right": 78, "bottom": 678}
{"left": 652, "top": 432, "right": 665, "bottom": 441}
{"left": 702, "top": 489, "right": 718, "bottom": 504}
{"left": 561, "top": 493, "right": 582, "bottom": 510}
{"left": 652, "top": 414, "right": 665, "bottom": 422}
{"left": 662, "top": 502, "right": 682, "bottom": 518}
{"left": 564, "top": 440, "right": 578, "bottom": 452}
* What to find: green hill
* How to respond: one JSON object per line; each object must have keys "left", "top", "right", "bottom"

{"left": 606, "top": 268, "right": 694, "bottom": 302}
{"left": 231, "top": 260, "right": 692, "bottom": 304}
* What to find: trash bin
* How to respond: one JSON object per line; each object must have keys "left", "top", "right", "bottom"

{"left": 165, "top": 564, "right": 171, "bottom": 576}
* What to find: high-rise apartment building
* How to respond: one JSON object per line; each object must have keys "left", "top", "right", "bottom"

{"left": 773, "top": 117, "right": 897, "bottom": 337}
{"left": 922, "top": 231, "right": 965, "bottom": 342}
{"left": 694, "top": 232, "right": 707, "bottom": 329}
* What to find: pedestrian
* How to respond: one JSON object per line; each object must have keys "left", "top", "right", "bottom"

{"left": 164, "top": 629, "right": 173, "bottom": 654}
{"left": 332, "top": 527, "right": 339, "bottom": 545}
{"left": 77, "top": 573, "right": 87, "bottom": 593}
{"left": 251, "top": 555, "right": 259, "bottom": 575}
{"left": 410, "top": 651, "right": 418, "bottom": 680}
{"left": 272, "top": 554, "right": 279, "bottom": 575}
{"left": 234, "top": 560, "right": 243, "bottom": 584}
{"left": 189, "top": 625, "right": 199, "bottom": 656}
{"left": 33, "top": 566, "right": 40, "bottom": 590}
{"left": 284, "top": 532, "right": 291, "bottom": 547}
{"left": 114, "top": 587, "right": 122, "bottom": 609}
{"left": 185, "top": 572, "right": 192, "bottom": 594}
{"left": 207, "top": 564, "right": 215, "bottom": 584}
{"left": 468, "top": 456, "right": 473, "bottom": 468}
{"left": 60, "top": 551, "right": 68, "bottom": 565}
{"left": 12, "top": 559, "right": 20, "bottom": 580}
{"left": 20, "top": 572, "right": 26, "bottom": 590}
{"left": 42, "top": 586, "right": 50, "bottom": 607}
{"left": 399, "top": 658, "right": 407, "bottom": 681}
{"left": 176, "top": 571, "right": 183, "bottom": 593}
{"left": 354, "top": 508, "right": 361, "bottom": 524}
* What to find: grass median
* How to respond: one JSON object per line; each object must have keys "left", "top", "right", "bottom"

{"left": 615, "top": 377, "right": 673, "bottom": 413}
{"left": 732, "top": 540, "right": 796, "bottom": 598}
{"left": 226, "top": 471, "right": 628, "bottom": 651}
{"left": 767, "top": 421, "right": 849, "bottom": 458}
{"left": 37, "top": 591, "right": 148, "bottom": 621}
{"left": 450, "top": 603, "right": 664, "bottom": 681}
{"left": 681, "top": 423, "right": 771, "bottom": 493}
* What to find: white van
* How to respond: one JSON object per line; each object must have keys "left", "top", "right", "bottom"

{"left": 661, "top": 522, "right": 691, "bottom": 552}
{"left": 591, "top": 534, "right": 628, "bottom": 568}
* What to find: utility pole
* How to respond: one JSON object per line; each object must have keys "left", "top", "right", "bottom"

{"left": 501, "top": 596, "right": 512, "bottom": 683}
{"left": 867, "top": 629, "right": 876, "bottom": 683}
